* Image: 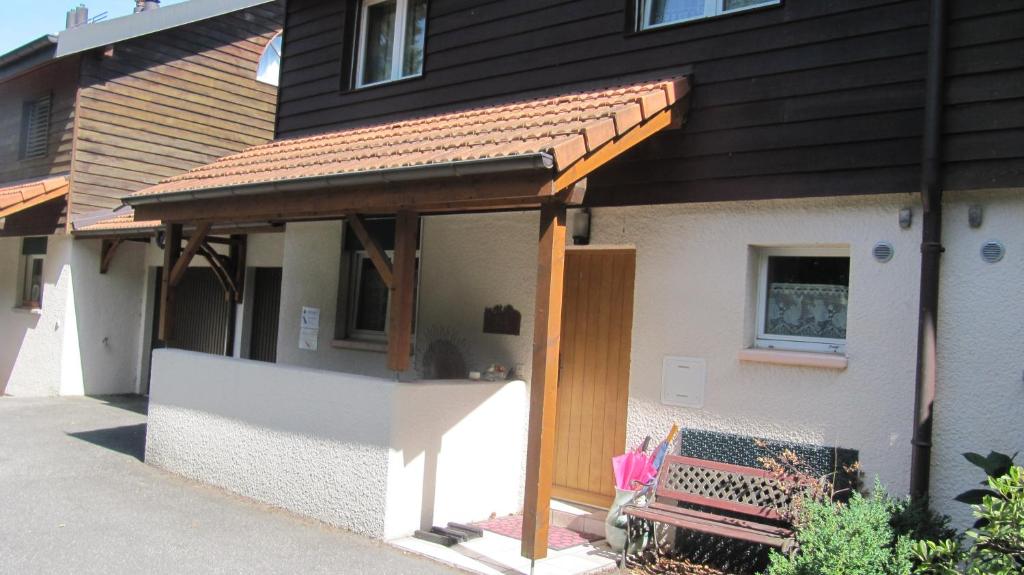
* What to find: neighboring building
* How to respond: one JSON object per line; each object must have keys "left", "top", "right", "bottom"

{"left": 0, "top": 0, "right": 284, "bottom": 396}
{"left": 44, "top": 0, "right": 1024, "bottom": 561}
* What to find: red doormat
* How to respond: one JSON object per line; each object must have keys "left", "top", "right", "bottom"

{"left": 473, "top": 515, "right": 602, "bottom": 551}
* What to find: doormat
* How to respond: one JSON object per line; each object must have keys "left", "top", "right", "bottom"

{"left": 473, "top": 515, "right": 602, "bottom": 551}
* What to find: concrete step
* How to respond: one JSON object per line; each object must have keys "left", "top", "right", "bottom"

{"left": 550, "top": 499, "right": 607, "bottom": 539}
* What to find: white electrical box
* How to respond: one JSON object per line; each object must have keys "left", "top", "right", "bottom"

{"left": 661, "top": 356, "right": 706, "bottom": 408}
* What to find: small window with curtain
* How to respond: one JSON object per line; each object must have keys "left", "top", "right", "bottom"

{"left": 639, "top": 0, "right": 779, "bottom": 30}
{"left": 755, "top": 247, "right": 850, "bottom": 354}
{"left": 18, "top": 237, "right": 47, "bottom": 309}
{"left": 354, "top": 0, "right": 427, "bottom": 88}
{"left": 20, "top": 95, "right": 52, "bottom": 160}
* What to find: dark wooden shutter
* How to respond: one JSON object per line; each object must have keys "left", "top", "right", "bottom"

{"left": 21, "top": 95, "right": 52, "bottom": 160}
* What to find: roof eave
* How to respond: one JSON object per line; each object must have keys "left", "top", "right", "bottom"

{"left": 124, "top": 153, "right": 556, "bottom": 208}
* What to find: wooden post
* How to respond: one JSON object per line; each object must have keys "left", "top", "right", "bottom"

{"left": 159, "top": 223, "right": 183, "bottom": 343}
{"left": 522, "top": 202, "right": 567, "bottom": 561}
{"left": 387, "top": 211, "right": 418, "bottom": 372}
{"left": 230, "top": 234, "right": 247, "bottom": 303}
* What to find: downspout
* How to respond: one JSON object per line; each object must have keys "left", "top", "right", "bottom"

{"left": 910, "top": 0, "right": 947, "bottom": 498}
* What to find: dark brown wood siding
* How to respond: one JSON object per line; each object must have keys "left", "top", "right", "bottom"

{"left": 0, "top": 56, "right": 79, "bottom": 185}
{"left": 276, "top": 0, "right": 1024, "bottom": 205}
{"left": 69, "top": 1, "right": 285, "bottom": 216}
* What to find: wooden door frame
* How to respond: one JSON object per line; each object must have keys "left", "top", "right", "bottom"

{"left": 550, "top": 246, "right": 636, "bottom": 509}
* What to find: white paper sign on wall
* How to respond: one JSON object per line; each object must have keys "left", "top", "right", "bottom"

{"left": 299, "top": 306, "right": 320, "bottom": 351}
{"left": 661, "top": 356, "right": 706, "bottom": 408}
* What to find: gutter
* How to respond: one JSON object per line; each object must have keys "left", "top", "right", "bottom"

{"left": 910, "top": 0, "right": 947, "bottom": 498}
{"left": 123, "top": 153, "right": 556, "bottom": 207}
{"left": 0, "top": 35, "right": 57, "bottom": 69}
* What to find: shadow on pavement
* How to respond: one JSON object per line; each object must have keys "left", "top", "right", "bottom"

{"left": 90, "top": 394, "right": 149, "bottom": 416}
{"left": 68, "top": 423, "right": 148, "bottom": 461}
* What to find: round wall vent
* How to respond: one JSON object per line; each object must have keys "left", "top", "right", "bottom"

{"left": 981, "top": 240, "right": 1005, "bottom": 263}
{"left": 872, "top": 241, "right": 895, "bottom": 263}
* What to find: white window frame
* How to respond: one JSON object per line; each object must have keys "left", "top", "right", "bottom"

{"left": 754, "top": 246, "right": 849, "bottom": 354}
{"left": 640, "top": 0, "right": 780, "bottom": 30}
{"left": 20, "top": 254, "right": 45, "bottom": 308}
{"left": 346, "top": 249, "right": 420, "bottom": 342}
{"left": 354, "top": 0, "right": 424, "bottom": 89}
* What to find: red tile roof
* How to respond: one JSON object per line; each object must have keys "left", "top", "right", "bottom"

{"left": 130, "top": 78, "right": 688, "bottom": 200}
{"left": 73, "top": 209, "right": 160, "bottom": 234}
{"left": 0, "top": 175, "right": 70, "bottom": 217}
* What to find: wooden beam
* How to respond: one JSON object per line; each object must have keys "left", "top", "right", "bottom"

{"left": 99, "top": 239, "right": 122, "bottom": 274}
{"left": 133, "top": 175, "right": 556, "bottom": 224}
{"left": 553, "top": 107, "right": 677, "bottom": 193}
{"left": 158, "top": 223, "right": 183, "bottom": 343}
{"left": 169, "top": 222, "right": 211, "bottom": 287}
{"left": 522, "top": 202, "right": 567, "bottom": 561}
{"left": 347, "top": 214, "right": 394, "bottom": 288}
{"left": 387, "top": 211, "right": 418, "bottom": 372}
{"left": 229, "top": 234, "right": 247, "bottom": 303}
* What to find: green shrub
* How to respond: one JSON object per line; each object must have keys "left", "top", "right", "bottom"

{"left": 766, "top": 483, "right": 915, "bottom": 575}
{"left": 913, "top": 465, "right": 1024, "bottom": 575}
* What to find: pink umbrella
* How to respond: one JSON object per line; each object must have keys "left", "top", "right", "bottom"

{"left": 612, "top": 451, "right": 657, "bottom": 491}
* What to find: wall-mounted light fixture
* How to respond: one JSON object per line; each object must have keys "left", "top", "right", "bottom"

{"left": 968, "top": 205, "right": 984, "bottom": 228}
{"left": 571, "top": 207, "right": 591, "bottom": 246}
{"left": 899, "top": 207, "right": 913, "bottom": 229}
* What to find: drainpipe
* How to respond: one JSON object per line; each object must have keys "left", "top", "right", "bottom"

{"left": 910, "top": 0, "right": 947, "bottom": 499}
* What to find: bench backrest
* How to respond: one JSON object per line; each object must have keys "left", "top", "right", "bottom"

{"left": 654, "top": 455, "right": 792, "bottom": 521}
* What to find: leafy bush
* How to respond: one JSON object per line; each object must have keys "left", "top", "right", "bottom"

{"left": 913, "top": 465, "right": 1024, "bottom": 575}
{"left": 765, "top": 482, "right": 915, "bottom": 575}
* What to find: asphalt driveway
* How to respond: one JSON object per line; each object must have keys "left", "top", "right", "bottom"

{"left": 0, "top": 395, "right": 459, "bottom": 575}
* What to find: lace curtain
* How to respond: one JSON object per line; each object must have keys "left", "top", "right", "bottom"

{"left": 765, "top": 282, "right": 848, "bottom": 340}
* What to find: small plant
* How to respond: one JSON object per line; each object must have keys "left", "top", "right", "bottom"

{"left": 913, "top": 463, "right": 1024, "bottom": 575}
{"left": 755, "top": 440, "right": 862, "bottom": 523}
{"left": 765, "top": 482, "right": 915, "bottom": 575}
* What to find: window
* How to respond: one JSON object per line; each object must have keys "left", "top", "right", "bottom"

{"left": 354, "top": 0, "right": 427, "bottom": 88}
{"left": 256, "top": 34, "right": 282, "bottom": 86}
{"left": 337, "top": 217, "right": 420, "bottom": 343}
{"left": 640, "top": 0, "right": 779, "bottom": 29}
{"left": 755, "top": 247, "right": 849, "bottom": 354}
{"left": 20, "top": 95, "right": 52, "bottom": 160}
{"left": 19, "top": 237, "right": 47, "bottom": 308}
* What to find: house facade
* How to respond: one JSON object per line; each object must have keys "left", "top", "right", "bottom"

{"left": 0, "top": 0, "right": 284, "bottom": 396}
{"left": 24, "top": 0, "right": 1024, "bottom": 561}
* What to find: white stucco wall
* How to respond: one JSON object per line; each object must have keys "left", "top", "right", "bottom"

{"left": 932, "top": 189, "right": 1024, "bottom": 529}
{"left": 146, "top": 349, "right": 527, "bottom": 538}
{"left": 268, "top": 196, "right": 923, "bottom": 497}
{"left": 1, "top": 235, "right": 146, "bottom": 396}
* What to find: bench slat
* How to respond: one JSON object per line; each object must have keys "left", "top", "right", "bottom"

{"left": 645, "top": 502, "right": 792, "bottom": 537}
{"left": 624, "top": 506, "right": 790, "bottom": 548}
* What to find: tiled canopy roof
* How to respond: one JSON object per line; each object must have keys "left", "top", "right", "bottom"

{"left": 130, "top": 78, "right": 688, "bottom": 200}
{"left": 0, "top": 175, "right": 70, "bottom": 218}
{"left": 73, "top": 208, "right": 160, "bottom": 235}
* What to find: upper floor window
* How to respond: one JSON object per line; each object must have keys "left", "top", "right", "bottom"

{"left": 355, "top": 0, "right": 427, "bottom": 88}
{"left": 20, "top": 95, "right": 52, "bottom": 160}
{"left": 640, "top": 0, "right": 779, "bottom": 29}
{"left": 256, "top": 34, "right": 282, "bottom": 86}
{"left": 755, "top": 247, "right": 849, "bottom": 354}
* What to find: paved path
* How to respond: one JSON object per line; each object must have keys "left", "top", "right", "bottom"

{"left": 0, "top": 396, "right": 460, "bottom": 575}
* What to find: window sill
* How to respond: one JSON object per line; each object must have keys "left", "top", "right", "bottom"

{"left": 737, "top": 348, "right": 848, "bottom": 370}
{"left": 11, "top": 305, "right": 42, "bottom": 315}
{"left": 331, "top": 339, "right": 388, "bottom": 353}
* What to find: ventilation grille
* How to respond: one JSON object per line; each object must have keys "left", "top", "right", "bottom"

{"left": 981, "top": 241, "right": 1005, "bottom": 263}
{"left": 872, "top": 241, "right": 894, "bottom": 263}
{"left": 21, "top": 95, "right": 52, "bottom": 160}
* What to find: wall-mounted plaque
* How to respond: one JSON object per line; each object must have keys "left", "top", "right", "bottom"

{"left": 483, "top": 304, "right": 521, "bottom": 336}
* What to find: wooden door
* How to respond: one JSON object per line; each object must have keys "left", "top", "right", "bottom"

{"left": 552, "top": 249, "right": 636, "bottom": 508}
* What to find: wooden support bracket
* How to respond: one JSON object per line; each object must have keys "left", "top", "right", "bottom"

{"left": 521, "top": 202, "right": 567, "bottom": 561}
{"left": 198, "top": 242, "right": 239, "bottom": 302}
{"left": 387, "top": 211, "right": 418, "bottom": 372}
{"left": 229, "top": 234, "right": 247, "bottom": 303}
{"left": 347, "top": 214, "right": 395, "bottom": 288}
{"left": 100, "top": 239, "right": 123, "bottom": 274}
{"left": 169, "top": 223, "right": 211, "bottom": 287}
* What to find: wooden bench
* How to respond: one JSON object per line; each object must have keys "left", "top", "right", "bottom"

{"left": 620, "top": 455, "right": 796, "bottom": 567}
